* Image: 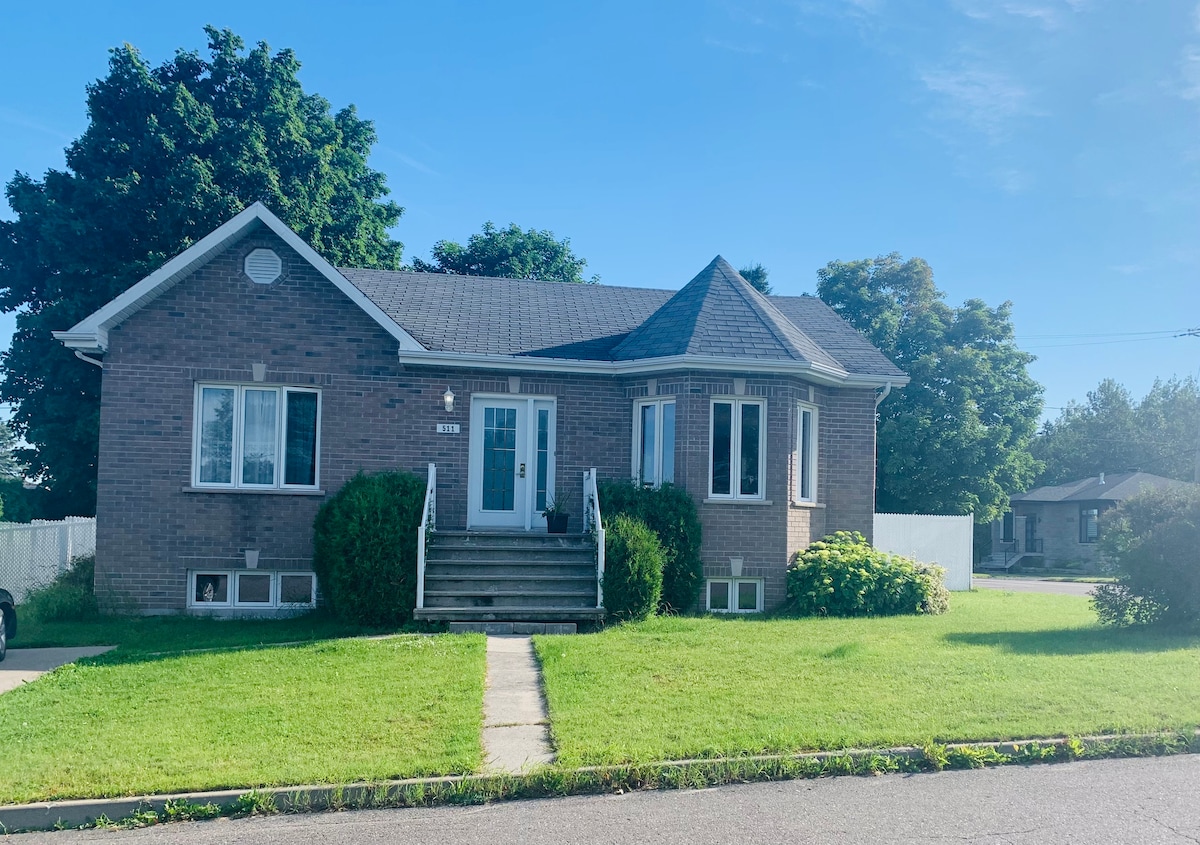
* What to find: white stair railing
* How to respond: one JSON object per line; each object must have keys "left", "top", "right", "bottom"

{"left": 583, "top": 468, "right": 605, "bottom": 608}
{"left": 416, "top": 462, "right": 436, "bottom": 610}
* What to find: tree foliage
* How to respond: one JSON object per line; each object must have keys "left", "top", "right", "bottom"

{"left": 1092, "top": 486, "right": 1200, "bottom": 627}
{"left": 739, "top": 263, "right": 772, "bottom": 294}
{"left": 0, "top": 27, "right": 404, "bottom": 517}
{"left": 817, "top": 253, "right": 1043, "bottom": 522}
{"left": 1033, "top": 377, "right": 1200, "bottom": 485}
{"left": 411, "top": 221, "right": 596, "bottom": 283}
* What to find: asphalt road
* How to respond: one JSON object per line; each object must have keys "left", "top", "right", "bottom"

{"left": 972, "top": 577, "right": 1097, "bottom": 596}
{"left": 14, "top": 756, "right": 1200, "bottom": 844}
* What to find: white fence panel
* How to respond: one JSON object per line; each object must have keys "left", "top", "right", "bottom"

{"left": 0, "top": 516, "right": 96, "bottom": 603}
{"left": 873, "top": 513, "right": 973, "bottom": 591}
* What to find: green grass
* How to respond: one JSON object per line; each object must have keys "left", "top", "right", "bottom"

{"left": 534, "top": 591, "right": 1200, "bottom": 767}
{"left": 13, "top": 608, "right": 378, "bottom": 654}
{"left": 0, "top": 633, "right": 486, "bottom": 804}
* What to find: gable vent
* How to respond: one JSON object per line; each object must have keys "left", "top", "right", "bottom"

{"left": 244, "top": 249, "right": 283, "bottom": 285}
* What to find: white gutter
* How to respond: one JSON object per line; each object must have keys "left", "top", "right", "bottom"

{"left": 396, "top": 349, "right": 909, "bottom": 389}
{"left": 73, "top": 351, "right": 104, "bottom": 368}
{"left": 875, "top": 380, "right": 893, "bottom": 407}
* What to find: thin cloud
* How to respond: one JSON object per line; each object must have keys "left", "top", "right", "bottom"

{"left": 378, "top": 146, "right": 440, "bottom": 177}
{"left": 0, "top": 108, "right": 74, "bottom": 142}
{"left": 704, "top": 37, "right": 764, "bottom": 55}
{"left": 1176, "top": 45, "right": 1200, "bottom": 101}
{"left": 920, "top": 66, "right": 1032, "bottom": 140}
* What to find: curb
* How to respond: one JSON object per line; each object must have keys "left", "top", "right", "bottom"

{"left": 2, "top": 731, "right": 1197, "bottom": 833}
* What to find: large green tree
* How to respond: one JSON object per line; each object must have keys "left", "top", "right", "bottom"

{"left": 412, "top": 222, "right": 597, "bottom": 283}
{"left": 0, "top": 27, "right": 404, "bottom": 517}
{"left": 1033, "top": 377, "right": 1200, "bottom": 484}
{"left": 818, "top": 253, "right": 1043, "bottom": 522}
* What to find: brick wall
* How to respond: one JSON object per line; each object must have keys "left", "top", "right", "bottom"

{"left": 96, "top": 225, "right": 882, "bottom": 613}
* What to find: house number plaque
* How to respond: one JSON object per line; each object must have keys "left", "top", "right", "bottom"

{"left": 436, "top": 423, "right": 461, "bottom": 434}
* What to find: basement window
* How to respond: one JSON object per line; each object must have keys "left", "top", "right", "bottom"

{"left": 706, "top": 578, "right": 763, "bottom": 613}
{"left": 188, "top": 570, "right": 316, "bottom": 610}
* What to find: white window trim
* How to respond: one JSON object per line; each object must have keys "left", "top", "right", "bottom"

{"left": 708, "top": 398, "right": 766, "bottom": 500}
{"left": 234, "top": 570, "right": 276, "bottom": 608}
{"left": 706, "top": 577, "right": 764, "bottom": 613}
{"left": 795, "top": 401, "right": 819, "bottom": 504}
{"left": 188, "top": 569, "right": 317, "bottom": 609}
{"left": 192, "top": 383, "right": 321, "bottom": 490}
{"left": 632, "top": 397, "right": 676, "bottom": 487}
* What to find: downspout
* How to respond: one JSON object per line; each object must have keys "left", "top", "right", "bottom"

{"left": 74, "top": 350, "right": 104, "bottom": 368}
{"left": 874, "top": 380, "right": 893, "bottom": 408}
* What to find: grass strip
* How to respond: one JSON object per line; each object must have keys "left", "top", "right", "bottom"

{"left": 13, "top": 730, "right": 1197, "bottom": 833}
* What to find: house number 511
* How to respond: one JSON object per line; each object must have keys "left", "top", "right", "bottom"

{"left": 436, "top": 423, "right": 460, "bottom": 434}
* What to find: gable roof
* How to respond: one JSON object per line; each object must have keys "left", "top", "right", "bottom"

{"left": 1012, "top": 472, "right": 1196, "bottom": 503}
{"left": 53, "top": 202, "right": 424, "bottom": 355}
{"left": 56, "top": 206, "right": 906, "bottom": 387}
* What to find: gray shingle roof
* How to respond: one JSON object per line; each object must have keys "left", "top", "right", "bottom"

{"left": 609, "top": 257, "right": 845, "bottom": 371}
{"left": 340, "top": 263, "right": 905, "bottom": 379}
{"left": 1011, "top": 472, "right": 1196, "bottom": 503}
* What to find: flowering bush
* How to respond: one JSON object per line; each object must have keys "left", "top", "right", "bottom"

{"left": 786, "top": 531, "right": 949, "bottom": 617}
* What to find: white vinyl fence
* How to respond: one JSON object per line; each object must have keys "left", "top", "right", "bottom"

{"left": 873, "top": 513, "right": 973, "bottom": 591}
{"left": 0, "top": 517, "right": 96, "bottom": 603}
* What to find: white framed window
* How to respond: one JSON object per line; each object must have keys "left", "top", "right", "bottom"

{"left": 188, "top": 570, "right": 317, "bottom": 609}
{"left": 193, "top": 384, "right": 321, "bottom": 489}
{"left": 706, "top": 578, "right": 763, "bottom": 613}
{"left": 633, "top": 399, "right": 676, "bottom": 487}
{"left": 709, "top": 398, "right": 765, "bottom": 499}
{"left": 795, "top": 402, "right": 818, "bottom": 503}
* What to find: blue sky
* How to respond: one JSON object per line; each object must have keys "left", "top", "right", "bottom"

{"left": 2, "top": 0, "right": 1198, "bottom": 416}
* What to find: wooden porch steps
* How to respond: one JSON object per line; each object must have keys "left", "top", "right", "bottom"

{"left": 414, "top": 531, "right": 604, "bottom": 625}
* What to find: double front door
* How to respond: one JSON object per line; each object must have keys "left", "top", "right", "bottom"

{"left": 467, "top": 396, "right": 557, "bottom": 530}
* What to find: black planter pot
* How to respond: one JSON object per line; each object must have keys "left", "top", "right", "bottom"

{"left": 546, "top": 513, "right": 570, "bottom": 534}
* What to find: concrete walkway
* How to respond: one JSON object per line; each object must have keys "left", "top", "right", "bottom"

{"left": 0, "top": 646, "right": 114, "bottom": 694}
{"left": 482, "top": 636, "right": 554, "bottom": 774}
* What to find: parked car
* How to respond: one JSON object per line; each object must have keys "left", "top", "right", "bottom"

{"left": 0, "top": 589, "right": 15, "bottom": 662}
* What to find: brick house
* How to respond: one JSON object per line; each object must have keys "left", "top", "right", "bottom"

{"left": 55, "top": 203, "right": 906, "bottom": 620}
{"left": 986, "top": 472, "right": 1196, "bottom": 571}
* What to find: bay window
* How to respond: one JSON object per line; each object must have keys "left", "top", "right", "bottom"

{"left": 709, "top": 398, "right": 764, "bottom": 499}
{"left": 634, "top": 399, "right": 675, "bottom": 486}
{"left": 193, "top": 384, "right": 320, "bottom": 489}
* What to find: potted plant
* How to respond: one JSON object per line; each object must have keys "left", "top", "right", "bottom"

{"left": 543, "top": 493, "right": 571, "bottom": 534}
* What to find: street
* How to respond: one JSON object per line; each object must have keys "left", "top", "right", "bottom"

{"left": 12, "top": 755, "right": 1200, "bottom": 844}
{"left": 972, "top": 577, "right": 1097, "bottom": 596}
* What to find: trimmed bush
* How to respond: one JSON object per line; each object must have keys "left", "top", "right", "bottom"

{"left": 599, "top": 481, "right": 702, "bottom": 613}
{"left": 1093, "top": 486, "right": 1200, "bottom": 627}
{"left": 786, "top": 531, "right": 949, "bottom": 617}
{"left": 602, "top": 514, "right": 665, "bottom": 623}
{"left": 313, "top": 471, "right": 426, "bottom": 626}
{"left": 23, "top": 555, "right": 98, "bottom": 621}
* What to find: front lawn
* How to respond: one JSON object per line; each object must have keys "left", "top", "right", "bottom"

{"left": 535, "top": 591, "right": 1200, "bottom": 766}
{"left": 0, "top": 634, "right": 485, "bottom": 804}
{"left": 14, "top": 608, "right": 374, "bottom": 654}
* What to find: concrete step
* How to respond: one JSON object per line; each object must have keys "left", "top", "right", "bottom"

{"left": 426, "top": 563, "right": 594, "bottom": 578}
{"left": 426, "top": 575, "right": 595, "bottom": 590}
{"left": 449, "top": 621, "right": 578, "bottom": 634}
{"left": 424, "top": 592, "right": 599, "bottom": 609}
{"left": 430, "top": 531, "right": 592, "bottom": 549}
{"left": 415, "top": 606, "right": 605, "bottom": 623}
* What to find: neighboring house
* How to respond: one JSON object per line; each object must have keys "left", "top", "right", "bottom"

{"left": 986, "top": 472, "right": 1195, "bottom": 571}
{"left": 55, "top": 203, "right": 906, "bottom": 620}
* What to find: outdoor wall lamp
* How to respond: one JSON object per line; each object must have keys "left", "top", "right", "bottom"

{"left": 443, "top": 388, "right": 455, "bottom": 413}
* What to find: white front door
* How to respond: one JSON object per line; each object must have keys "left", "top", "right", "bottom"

{"left": 468, "top": 396, "right": 557, "bottom": 530}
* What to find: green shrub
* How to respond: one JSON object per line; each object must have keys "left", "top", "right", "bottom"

{"left": 602, "top": 514, "right": 665, "bottom": 623}
{"left": 313, "top": 471, "right": 426, "bottom": 626}
{"left": 23, "top": 554, "right": 98, "bottom": 621}
{"left": 599, "top": 481, "right": 702, "bottom": 613}
{"left": 1092, "top": 486, "right": 1200, "bottom": 627}
{"left": 786, "top": 531, "right": 949, "bottom": 617}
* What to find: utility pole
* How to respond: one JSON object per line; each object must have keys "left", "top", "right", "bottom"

{"left": 1184, "top": 329, "right": 1200, "bottom": 483}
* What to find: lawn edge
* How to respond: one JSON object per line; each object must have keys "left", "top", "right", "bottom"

{"left": 3, "top": 730, "right": 1196, "bottom": 834}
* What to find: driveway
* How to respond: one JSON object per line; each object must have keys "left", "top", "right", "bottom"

{"left": 972, "top": 576, "right": 1096, "bottom": 596}
{"left": 0, "top": 647, "right": 114, "bottom": 694}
